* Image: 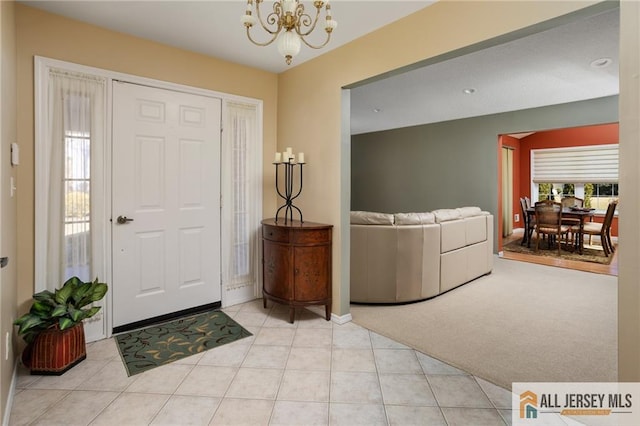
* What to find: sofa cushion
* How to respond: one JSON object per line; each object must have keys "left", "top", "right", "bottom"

{"left": 394, "top": 212, "right": 436, "bottom": 225}
{"left": 466, "top": 240, "right": 490, "bottom": 281}
{"left": 350, "top": 211, "right": 394, "bottom": 225}
{"left": 456, "top": 206, "right": 482, "bottom": 218}
{"left": 440, "top": 219, "right": 467, "bottom": 253}
{"left": 440, "top": 247, "right": 468, "bottom": 293}
{"left": 433, "top": 209, "right": 462, "bottom": 223}
{"left": 465, "top": 215, "right": 488, "bottom": 245}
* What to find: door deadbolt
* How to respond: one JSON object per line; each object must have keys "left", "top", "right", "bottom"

{"left": 116, "top": 215, "right": 134, "bottom": 224}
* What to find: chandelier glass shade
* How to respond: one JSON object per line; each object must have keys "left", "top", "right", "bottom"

{"left": 241, "top": 0, "right": 337, "bottom": 65}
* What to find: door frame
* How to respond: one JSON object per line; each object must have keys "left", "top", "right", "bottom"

{"left": 34, "top": 56, "right": 263, "bottom": 340}
{"left": 501, "top": 146, "right": 514, "bottom": 237}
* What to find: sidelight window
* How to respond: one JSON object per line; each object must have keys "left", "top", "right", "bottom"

{"left": 223, "top": 101, "right": 262, "bottom": 296}
{"left": 63, "top": 97, "right": 92, "bottom": 280}
{"left": 36, "top": 67, "right": 107, "bottom": 292}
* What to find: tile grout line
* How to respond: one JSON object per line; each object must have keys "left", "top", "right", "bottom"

{"left": 423, "top": 359, "right": 447, "bottom": 425}
{"left": 147, "top": 353, "right": 201, "bottom": 425}
{"left": 268, "top": 309, "right": 298, "bottom": 425}
{"left": 369, "top": 329, "right": 391, "bottom": 426}
{"left": 215, "top": 303, "right": 273, "bottom": 424}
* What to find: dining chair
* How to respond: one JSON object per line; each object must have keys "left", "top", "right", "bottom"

{"left": 574, "top": 200, "right": 617, "bottom": 256}
{"left": 604, "top": 200, "right": 618, "bottom": 254}
{"left": 560, "top": 196, "right": 584, "bottom": 223}
{"left": 519, "top": 197, "right": 535, "bottom": 247}
{"left": 534, "top": 200, "right": 570, "bottom": 256}
{"left": 561, "top": 196, "right": 584, "bottom": 209}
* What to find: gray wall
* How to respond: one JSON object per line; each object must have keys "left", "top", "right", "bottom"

{"left": 351, "top": 95, "right": 619, "bottom": 252}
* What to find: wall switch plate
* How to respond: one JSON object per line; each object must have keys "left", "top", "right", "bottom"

{"left": 5, "top": 332, "right": 9, "bottom": 361}
{"left": 11, "top": 143, "right": 19, "bottom": 166}
{"left": 514, "top": 213, "right": 520, "bottom": 222}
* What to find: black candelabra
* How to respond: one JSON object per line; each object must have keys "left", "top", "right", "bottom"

{"left": 274, "top": 156, "right": 304, "bottom": 224}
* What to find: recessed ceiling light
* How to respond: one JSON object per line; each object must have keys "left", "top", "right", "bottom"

{"left": 590, "top": 57, "right": 612, "bottom": 68}
{"left": 373, "top": 108, "right": 382, "bottom": 113}
{"left": 462, "top": 88, "right": 476, "bottom": 94}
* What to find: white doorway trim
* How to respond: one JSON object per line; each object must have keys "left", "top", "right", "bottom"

{"left": 34, "top": 56, "right": 263, "bottom": 340}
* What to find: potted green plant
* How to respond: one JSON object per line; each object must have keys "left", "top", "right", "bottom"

{"left": 14, "top": 276, "right": 108, "bottom": 375}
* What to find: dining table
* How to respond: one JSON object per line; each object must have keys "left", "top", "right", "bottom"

{"left": 525, "top": 206, "right": 596, "bottom": 254}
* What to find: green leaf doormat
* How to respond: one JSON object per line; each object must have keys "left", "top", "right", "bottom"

{"left": 115, "top": 310, "right": 252, "bottom": 376}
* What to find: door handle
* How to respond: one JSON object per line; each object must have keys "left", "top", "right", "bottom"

{"left": 116, "top": 215, "right": 134, "bottom": 224}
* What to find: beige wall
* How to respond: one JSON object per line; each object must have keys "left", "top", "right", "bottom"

{"left": 618, "top": 0, "right": 640, "bottom": 381}
{"left": 0, "top": 0, "right": 17, "bottom": 421}
{"left": 15, "top": 4, "right": 278, "bottom": 308}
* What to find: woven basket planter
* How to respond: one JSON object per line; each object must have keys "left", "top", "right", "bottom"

{"left": 23, "top": 322, "right": 87, "bottom": 375}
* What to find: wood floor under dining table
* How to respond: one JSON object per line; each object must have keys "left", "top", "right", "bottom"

{"left": 525, "top": 206, "right": 596, "bottom": 254}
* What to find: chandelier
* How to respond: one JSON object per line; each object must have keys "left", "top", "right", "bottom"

{"left": 241, "top": 0, "right": 337, "bottom": 65}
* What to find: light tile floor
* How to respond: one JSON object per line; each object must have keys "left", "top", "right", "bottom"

{"left": 9, "top": 300, "right": 515, "bottom": 426}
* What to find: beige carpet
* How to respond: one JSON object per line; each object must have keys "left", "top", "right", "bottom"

{"left": 350, "top": 257, "right": 617, "bottom": 390}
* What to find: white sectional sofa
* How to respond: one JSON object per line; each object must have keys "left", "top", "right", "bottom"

{"left": 350, "top": 207, "right": 493, "bottom": 303}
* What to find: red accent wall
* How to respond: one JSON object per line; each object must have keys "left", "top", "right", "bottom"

{"left": 517, "top": 123, "right": 619, "bottom": 236}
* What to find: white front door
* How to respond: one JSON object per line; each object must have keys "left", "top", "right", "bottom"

{"left": 112, "top": 81, "right": 222, "bottom": 328}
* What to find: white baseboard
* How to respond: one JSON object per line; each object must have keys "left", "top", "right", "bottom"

{"left": 223, "top": 283, "right": 256, "bottom": 308}
{"left": 3, "top": 359, "right": 19, "bottom": 426}
{"left": 301, "top": 306, "right": 352, "bottom": 324}
{"left": 331, "top": 312, "right": 353, "bottom": 325}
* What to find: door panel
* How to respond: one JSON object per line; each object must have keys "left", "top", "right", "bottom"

{"left": 112, "top": 82, "right": 221, "bottom": 328}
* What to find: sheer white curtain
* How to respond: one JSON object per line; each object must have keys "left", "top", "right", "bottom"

{"left": 222, "top": 102, "right": 260, "bottom": 296}
{"left": 43, "top": 69, "right": 106, "bottom": 291}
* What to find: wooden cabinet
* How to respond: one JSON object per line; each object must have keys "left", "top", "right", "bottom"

{"left": 261, "top": 219, "right": 333, "bottom": 323}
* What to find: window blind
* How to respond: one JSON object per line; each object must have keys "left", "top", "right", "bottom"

{"left": 531, "top": 144, "right": 619, "bottom": 183}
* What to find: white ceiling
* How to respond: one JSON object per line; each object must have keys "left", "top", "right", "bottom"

{"left": 20, "top": 0, "right": 434, "bottom": 73}
{"left": 20, "top": 1, "right": 619, "bottom": 135}
{"left": 350, "top": 6, "right": 619, "bottom": 135}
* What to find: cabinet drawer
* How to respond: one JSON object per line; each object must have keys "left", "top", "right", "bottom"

{"left": 263, "top": 225, "right": 290, "bottom": 243}
{"left": 292, "top": 229, "right": 331, "bottom": 244}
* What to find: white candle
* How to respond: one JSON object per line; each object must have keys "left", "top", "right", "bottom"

{"left": 282, "top": 152, "right": 288, "bottom": 162}
{"left": 274, "top": 152, "right": 282, "bottom": 163}
{"left": 298, "top": 152, "right": 305, "bottom": 163}
{"left": 286, "top": 147, "right": 293, "bottom": 156}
